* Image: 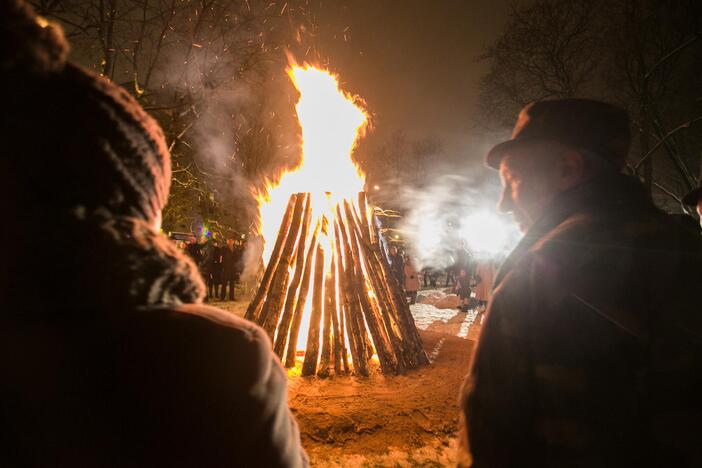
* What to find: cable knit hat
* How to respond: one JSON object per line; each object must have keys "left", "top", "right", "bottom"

{"left": 1, "top": 0, "right": 171, "bottom": 223}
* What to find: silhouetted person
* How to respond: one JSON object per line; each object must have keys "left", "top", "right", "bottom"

{"left": 202, "top": 240, "right": 223, "bottom": 300}
{"left": 388, "top": 245, "right": 405, "bottom": 286}
{"left": 220, "top": 238, "right": 241, "bottom": 301}
{"left": 185, "top": 236, "right": 204, "bottom": 265}
{"left": 403, "top": 256, "right": 419, "bottom": 304}
{"left": 0, "top": 3, "right": 307, "bottom": 466}
{"left": 460, "top": 99, "right": 702, "bottom": 467}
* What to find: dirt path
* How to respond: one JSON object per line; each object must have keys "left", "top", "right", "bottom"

{"left": 212, "top": 289, "right": 481, "bottom": 466}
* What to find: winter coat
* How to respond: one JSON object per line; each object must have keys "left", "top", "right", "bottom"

{"left": 473, "top": 261, "right": 495, "bottom": 302}
{"left": 221, "top": 245, "right": 242, "bottom": 279}
{"left": 202, "top": 244, "right": 223, "bottom": 277}
{"left": 455, "top": 275, "right": 472, "bottom": 299}
{"left": 404, "top": 263, "right": 420, "bottom": 292}
{"left": 1, "top": 213, "right": 307, "bottom": 468}
{"left": 185, "top": 242, "right": 204, "bottom": 265}
{"left": 389, "top": 253, "right": 405, "bottom": 284}
{"left": 461, "top": 173, "right": 702, "bottom": 467}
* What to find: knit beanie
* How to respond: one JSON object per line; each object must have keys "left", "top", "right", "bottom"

{"left": 1, "top": 0, "right": 171, "bottom": 223}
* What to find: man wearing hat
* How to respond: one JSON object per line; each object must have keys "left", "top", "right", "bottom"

{"left": 0, "top": 1, "right": 306, "bottom": 466}
{"left": 460, "top": 99, "right": 702, "bottom": 466}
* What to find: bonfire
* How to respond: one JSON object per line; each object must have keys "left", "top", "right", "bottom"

{"left": 246, "top": 63, "right": 428, "bottom": 377}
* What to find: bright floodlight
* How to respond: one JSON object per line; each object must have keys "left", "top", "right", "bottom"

{"left": 459, "top": 211, "right": 510, "bottom": 254}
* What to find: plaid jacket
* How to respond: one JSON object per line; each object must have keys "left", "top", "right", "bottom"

{"left": 462, "top": 173, "right": 702, "bottom": 467}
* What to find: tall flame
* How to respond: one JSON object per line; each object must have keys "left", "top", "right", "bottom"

{"left": 258, "top": 64, "right": 368, "bottom": 264}
{"left": 256, "top": 63, "right": 369, "bottom": 352}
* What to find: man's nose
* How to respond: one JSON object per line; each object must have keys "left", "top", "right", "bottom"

{"left": 497, "top": 188, "right": 513, "bottom": 214}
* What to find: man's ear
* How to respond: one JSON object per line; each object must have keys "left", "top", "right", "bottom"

{"left": 557, "top": 149, "right": 586, "bottom": 190}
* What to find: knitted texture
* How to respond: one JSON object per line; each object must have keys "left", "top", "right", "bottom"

{"left": 1, "top": 0, "right": 170, "bottom": 222}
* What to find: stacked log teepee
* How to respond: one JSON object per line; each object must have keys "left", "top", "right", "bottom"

{"left": 246, "top": 192, "right": 429, "bottom": 377}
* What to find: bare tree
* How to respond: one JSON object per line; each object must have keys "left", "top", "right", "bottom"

{"left": 34, "top": 0, "right": 311, "bottom": 233}
{"left": 478, "top": 0, "right": 702, "bottom": 211}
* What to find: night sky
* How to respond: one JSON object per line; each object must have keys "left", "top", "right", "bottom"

{"left": 310, "top": 0, "right": 516, "bottom": 164}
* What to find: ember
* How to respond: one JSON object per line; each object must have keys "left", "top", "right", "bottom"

{"left": 245, "top": 64, "right": 428, "bottom": 376}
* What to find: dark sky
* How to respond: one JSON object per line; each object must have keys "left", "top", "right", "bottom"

{"left": 309, "top": 0, "right": 515, "bottom": 163}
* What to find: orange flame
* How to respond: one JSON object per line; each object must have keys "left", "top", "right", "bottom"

{"left": 256, "top": 62, "right": 369, "bottom": 352}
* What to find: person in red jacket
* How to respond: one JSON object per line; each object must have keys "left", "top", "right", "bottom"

{"left": 0, "top": 2, "right": 307, "bottom": 466}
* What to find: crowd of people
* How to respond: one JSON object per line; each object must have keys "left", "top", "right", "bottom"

{"left": 388, "top": 243, "right": 498, "bottom": 311}
{"left": 182, "top": 237, "right": 244, "bottom": 302}
{"left": 3, "top": 2, "right": 702, "bottom": 467}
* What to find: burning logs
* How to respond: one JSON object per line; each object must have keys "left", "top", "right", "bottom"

{"left": 249, "top": 192, "right": 428, "bottom": 377}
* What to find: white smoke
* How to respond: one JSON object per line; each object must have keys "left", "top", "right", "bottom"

{"left": 399, "top": 170, "right": 521, "bottom": 270}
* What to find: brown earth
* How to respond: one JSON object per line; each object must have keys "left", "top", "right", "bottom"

{"left": 212, "top": 293, "right": 480, "bottom": 467}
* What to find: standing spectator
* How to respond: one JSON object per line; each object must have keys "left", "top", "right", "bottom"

{"left": 404, "top": 256, "right": 420, "bottom": 304}
{"left": 461, "top": 99, "right": 702, "bottom": 466}
{"left": 388, "top": 245, "right": 405, "bottom": 287}
{"left": 202, "top": 240, "right": 223, "bottom": 300}
{"left": 220, "top": 238, "right": 241, "bottom": 301}
{"left": 0, "top": 3, "right": 307, "bottom": 465}
{"left": 185, "top": 236, "right": 203, "bottom": 265}
{"left": 454, "top": 269, "right": 472, "bottom": 311}
{"left": 473, "top": 257, "right": 496, "bottom": 309}
{"left": 422, "top": 267, "right": 438, "bottom": 288}
{"left": 444, "top": 265, "right": 456, "bottom": 287}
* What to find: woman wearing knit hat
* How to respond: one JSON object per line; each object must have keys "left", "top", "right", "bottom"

{"left": 0, "top": 1, "right": 307, "bottom": 466}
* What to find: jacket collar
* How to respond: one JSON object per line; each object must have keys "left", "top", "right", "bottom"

{"left": 493, "top": 172, "right": 650, "bottom": 289}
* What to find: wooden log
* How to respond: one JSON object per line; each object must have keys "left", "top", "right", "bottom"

{"left": 336, "top": 206, "right": 370, "bottom": 376}
{"left": 374, "top": 243, "right": 430, "bottom": 367}
{"left": 344, "top": 201, "right": 408, "bottom": 373}
{"left": 245, "top": 195, "right": 298, "bottom": 322}
{"left": 301, "top": 245, "right": 325, "bottom": 376}
{"left": 273, "top": 194, "right": 313, "bottom": 357}
{"left": 346, "top": 203, "right": 425, "bottom": 369}
{"left": 357, "top": 192, "right": 373, "bottom": 244}
{"left": 334, "top": 219, "right": 365, "bottom": 375}
{"left": 317, "top": 258, "right": 336, "bottom": 378}
{"left": 284, "top": 221, "right": 320, "bottom": 368}
{"left": 343, "top": 201, "right": 396, "bottom": 374}
{"left": 260, "top": 194, "right": 308, "bottom": 339}
{"left": 328, "top": 256, "right": 342, "bottom": 375}
{"left": 332, "top": 228, "right": 350, "bottom": 374}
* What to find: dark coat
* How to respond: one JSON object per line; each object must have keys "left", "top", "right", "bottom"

{"left": 389, "top": 253, "right": 405, "bottom": 284}
{"left": 462, "top": 173, "right": 702, "bottom": 467}
{"left": 202, "top": 244, "right": 223, "bottom": 277}
{"left": 185, "top": 242, "right": 204, "bottom": 265}
{"left": 1, "top": 215, "right": 307, "bottom": 468}
{"left": 1, "top": 304, "right": 306, "bottom": 467}
{"left": 221, "top": 245, "right": 242, "bottom": 279}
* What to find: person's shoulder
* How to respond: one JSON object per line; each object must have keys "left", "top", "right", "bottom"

{"left": 139, "top": 303, "right": 277, "bottom": 381}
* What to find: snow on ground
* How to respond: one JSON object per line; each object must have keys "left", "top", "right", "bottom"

{"left": 410, "top": 288, "right": 481, "bottom": 339}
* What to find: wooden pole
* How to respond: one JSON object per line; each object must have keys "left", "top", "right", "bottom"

{"left": 245, "top": 195, "right": 298, "bottom": 321}
{"left": 357, "top": 192, "right": 373, "bottom": 244}
{"left": 260, "top": 194, "right": 308, "bottom": 339}
{"left": 273, "top": 194, "right": 312, "bottom": 357}
{"left": 334, "top": 219, "right": 366, "bottom": 375}
{"left": 332, "top": 227, "right": 350, "bottom": 374}
{"left": 301, "top": 245, "right": 325, "bottom": 376}
{"left": 344, "top": 201, "right": 409, "bottom": 373}
{"left": 317, "top": 257, "right": 336, "bottom": 377}
{"left": 336, "top": 206, "right": 370, "bottom": 376}
{"left": 284, "top": 221, "right": 320, "bottom": 368}
{"left": 374, "top": 242, "right": 430, "bottom": 367}
{"left": 343, "top": 201, "right": 397, "bottom": 374}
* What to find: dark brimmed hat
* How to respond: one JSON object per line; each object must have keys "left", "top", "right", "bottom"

{"left": 486, "top": 99, "right": 631, "bottom": 170}
{"left": 682, "top": 187, "right": 702, "bottom": 207}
